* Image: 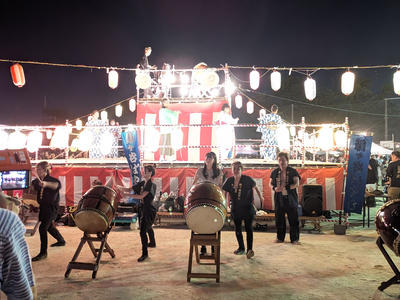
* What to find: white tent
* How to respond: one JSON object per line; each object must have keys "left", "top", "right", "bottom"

{"left": 371, "top": 142, "right": 392, "bottom": 155}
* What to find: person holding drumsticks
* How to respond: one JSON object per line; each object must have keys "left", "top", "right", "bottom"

{"left": 193, "top": 151, "right": 223, "bottom": 255}
{"left": 117, "top": 164, "right": 157, "bottom": 262}
{"left": 222, "top": 161, "right": 263, "bottom": 259}
{"left": 31, "top": 161, "right": 66, "bottom": 262}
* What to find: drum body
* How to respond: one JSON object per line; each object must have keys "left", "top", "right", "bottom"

{"left": 375, "top": 199, "right": 400, "bottom": 256}
{"left": 75, "top": 186, "right": 118, "bottom": 234}
{"left": 184, "top": 181, "right": 227, "bottom": 234}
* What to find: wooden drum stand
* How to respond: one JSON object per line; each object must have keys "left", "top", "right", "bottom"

{"left": 65, "top": 226, "right": 115, "bottom": 279}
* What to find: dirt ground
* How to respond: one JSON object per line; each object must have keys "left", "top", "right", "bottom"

{"left": 17, "top": 210, "right": 400, "bottom": 300}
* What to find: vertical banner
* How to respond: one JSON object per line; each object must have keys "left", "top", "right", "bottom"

{"left": 344, "top": 135, "right": 372, "bottom": 214}
{"left": 121, "top": 130, "right": 141, "bottom": 185}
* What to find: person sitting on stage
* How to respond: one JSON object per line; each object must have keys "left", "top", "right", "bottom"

{"left": 216, "top": 103, "right": 239, "bottom": 160}
{"left": 159, "top": 99, "right": 180, "bottom": 161}
{"left": 116, "top": 164, "right": 157, "bottom": 262}
{"left": 269, "top": 152, "right": 301, "bottom": 245}
{"left": 31, "top": 161, "right": 66, "bottom": 262}
{"left": 222, "top": 161, "right": 263, "bottom": 259}
{"left": 193, "top": 151, "right": 223, "bottom": 255}
{"left": 0, "top": 207, "right": 37, "bottom": 299}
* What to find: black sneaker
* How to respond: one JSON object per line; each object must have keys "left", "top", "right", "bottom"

{"left": 148, "top": 243, "right": 156, "bottom": 248}
{"left": 50, "top": 241, "right": 66, "bottom": 247}
{"left": 233, "top": 248, "right": 245, "bottom": 255}
{"left": 138, "top": 254, "right": 148, "bottom": 262}
{"left": 32, "top": 253, "right": 47, "bottom": 261}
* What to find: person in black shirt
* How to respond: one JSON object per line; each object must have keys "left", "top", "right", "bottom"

{"left": 222, "top": 161, "right": 263, "bottom": 259}
{"left": 269, "top": 152, "right": 301, "bottom": 244}
{"left": 31, "top": 161, "right": 66, "bottom": 262}
{"left": 386, "top": 151, "right": 400, "bottom": 200}
{"left": 137, "top": 47, "right": 155, "bottom": 98}
{"left": 366, "top": 155, "right": 378, "bottom": 188}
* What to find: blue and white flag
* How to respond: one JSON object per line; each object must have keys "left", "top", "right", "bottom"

{"left": 344, "top": 135, "right": 372, "bottom": 214}
{"left": 121, "top": 130, "right": 141, "bottom": 185}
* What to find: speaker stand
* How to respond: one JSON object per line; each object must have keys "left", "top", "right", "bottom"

{"left": 376, "top": 236, "right": 400, "bottom": 291}
{"left": 65, "top": 227, "right": 115, "bottom": 279}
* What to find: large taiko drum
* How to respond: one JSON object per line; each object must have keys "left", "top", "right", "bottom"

{"left": 184, "top": 181, "right": 227, "bottom": 234}
{"left": 75, "top": 186, "right": 118, "bottom": 234}
{"left": 375, "top": 199, "right": 400, "bottom": 256}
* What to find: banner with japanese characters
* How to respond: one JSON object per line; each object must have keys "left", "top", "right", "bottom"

{"left": 121, "top": 130, "right": 141, "bottom": 185}
{"left": 344, "top": 135, "right": 372, "bottom": 214}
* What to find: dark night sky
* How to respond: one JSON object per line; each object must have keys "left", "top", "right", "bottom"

{"left": 1, "top": 0, "right": 400, "bottom": 140}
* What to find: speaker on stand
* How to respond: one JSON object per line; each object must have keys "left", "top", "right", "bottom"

{"left": 301, "top": 184, "right": 323, "bottom": 217}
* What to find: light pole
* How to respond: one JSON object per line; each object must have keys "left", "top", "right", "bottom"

{"left": 384, "top": 97, "right": 400, "bottom": 141}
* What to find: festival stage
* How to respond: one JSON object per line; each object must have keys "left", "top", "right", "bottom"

{"left": 30, "top": 157, "right": 345, "bottom": 211}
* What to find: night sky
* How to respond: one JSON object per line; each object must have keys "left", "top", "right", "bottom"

{"left": 1, "top": 0, "right": 400, "bottom": 141}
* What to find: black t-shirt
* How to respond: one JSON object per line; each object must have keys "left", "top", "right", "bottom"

{"left": 270, "top": 166, "right": 301, "bottom": 208}
{"left": 387, "top": 160, "right": 400, "bottom": 187}
{"left": 222, "top": 175, "right": 256, "bottom": 209}
{"left": 32, "top": 174, "right": 61, "bottom": 220}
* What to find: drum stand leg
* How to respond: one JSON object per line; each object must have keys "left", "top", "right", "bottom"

{"left": 187, "top": 231, "right": 221, "bottom": 283}
{"left": 376, "top": 236, "right": 400, "bottom": 291}
{"left": 65, "top": 228, "right": 115, "bottom": 279}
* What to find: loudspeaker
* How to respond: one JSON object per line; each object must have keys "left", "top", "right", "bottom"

{"left": 301, "top": 184, "right": 323, "bottom": 217}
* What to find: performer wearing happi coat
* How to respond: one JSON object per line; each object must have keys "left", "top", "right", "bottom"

{"left": 257, "top": 104, "right": 283, "bottom": 161}
{"left": 216, "top": 103, "right": 239, "bottom": 160}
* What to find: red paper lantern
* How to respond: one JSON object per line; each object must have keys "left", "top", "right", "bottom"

{"left": 10, "top": 63, "right": 25, "bottom": 87}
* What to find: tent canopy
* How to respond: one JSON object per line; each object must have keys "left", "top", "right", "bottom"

{"left": 371, "top": 142, "right": 392, "bottom": 155}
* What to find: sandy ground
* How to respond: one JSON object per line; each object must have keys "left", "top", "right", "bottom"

{"left": 17, "top": 210, "right": 400, "bottom": 300}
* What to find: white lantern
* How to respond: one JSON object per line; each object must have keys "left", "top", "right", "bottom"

{"left": 100, "top": 131, "right": 113, "bottom": 155}
{"left": 76, "top": 120, "right": 82, "bottom": 131}
{"left": 317, "top": 127, "right": 334, "bottom": 151}
{"left": 334, "top": 130, "right": 347, "bottom": 148}
{"left": 129, "top": 99, "right": 136, "bottom": 112}
{"left": 290, "top": 126, "right": 296, "bottom": 137}
{"left": 0, "top": 130, "right": 8, "bottom": 150}
{"left": 27, "top": 130, "right": 42, "bottom": 153}
{"left": 394, "top": 70, "right": 400, "bottom": 95}
{"left": 250, "top": 70, "right": 260, "bottom": 90}
{"left": 270, "top": 70, "right": 281, "bottom": 91}
{"left": 108, "top": 69, "right": 118, "bottom": 89}
{"left": 276, "top": 126, "right": 290, "bottom": 151}
{"left": 115, "top": 105, "right": 122, "bottom": 117}
{"left": 46, "top": 130, "right": 53, "bottom": 140}
{"left": 145, "top": 127, "right": 160, "bottom": 153}
{"left": 304, "top": 77, "right": 316, "bottom": 101}
{"left": 259, "top": 109, "right": 266, "bottom": 119}
{"left": 235, "top": 94, "right": 242, "bottom": 109}
{"left": 78, "top": 130, "right": 93, "bottom": 151}
{"left": 70, "top": 138, "right": 79, "bottom": 152}
{"left": 341, "top": 71, "right": 355, "bottom": 95}
{"left": 8, "top": 130, "right": 27, "bottom": 149}
{"left": 101, "top": 111, "right": 108, "bottom": 122}
{"left": 50, "top": 127, "right": 69, "bottom": 149}
{"left": 225, "top": 80, "right": 235, "bottom": 95}
{"left": 247, "top": 101, "right": 254, "bottom": 114}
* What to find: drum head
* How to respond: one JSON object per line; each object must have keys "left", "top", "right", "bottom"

{"left": 186, "top": 205, "right": 225, "bottom": 234}
{"left": 135, "top": 73, "right": 151, "bottom": 89}
{"left": 75, "top": 209, "right": 109, "bottom": 234}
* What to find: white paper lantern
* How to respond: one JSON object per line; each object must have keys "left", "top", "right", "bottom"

{"left": 145, "top": 127, "right": 160, "bottom": 153}
{"left": 277, "top": 126, "right": 290, "bottom": 151}
{"left": 304, "top": 77, "right": 316, "bottom": 101}
{"left": 46, "top": 130, "right": 53, "bottom": 140}
{"left": 100, "top": 131, "right": 113, "bottom": 155}
{"left": 247, "top": 101, "right": 254, "bottom": 114}
{"left": 394, "top": 70, "right": 400, "bottom": 95}
{"left": 115, "top": 105, "right": 122, "bottom": 117}
{"left": 290, "top": 126, "right": 296, "bottom": 137}
{"left": 334, "top": 130, "right": 347, "bottom": 148}
{"left": 317, "top": 127, "right": 334, "bottom": 151}
{"left": 235, "top": 94, "right": 242, "bottom": 109}
{"left": 250, "top": 70, "right": 260, "bottom": 90}
{"left": 50, "top": 127, "right": 69, "bottom": 149}
{"left": 108, "top": 69, "right": 118, "bottom": 89}
{"left": 0, "top": 130, "right": 8, "bottom": 150}
{"left": 76, "top": 120, "right": 82, "bottom": 131}
{"left": 259, "top": 109, "right": 266, "bottom": 119}
{"left": 101, "top": 111, "right": 108, "bottom": 122}
{"left": 27, "top": 130, "right": 43, "bottom": 153}
{"left": 8, "top": 130, "right": 27, "bottom": 149}
{"left": 70, "top": 138, "right": 79, "bottom": 152}
{"left": 78, "top": 130, "right": 93, "bottom": 151}
{"left": 129, "top": 99, "right": 136, "bottom": 112}
{"left": 341, "top": 71, "right": 355, "bottom": 95}
{"left": 270, "top": 70, "right": 281, "bottom": 91}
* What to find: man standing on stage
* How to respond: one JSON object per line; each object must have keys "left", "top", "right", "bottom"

{"left": 269, "top": 152, "right": 301, "bottom": 244}
{"left": 31, "top": 161, "right": 66, "bottom": 261}
{"left": 386, "top": 151, "right": 400, "bottom": 200}
{"left": 137, "top": 46, "right": 155, "bottom": 98}
{"left": 257, "top": 104, "right": 283, "bottom": 161}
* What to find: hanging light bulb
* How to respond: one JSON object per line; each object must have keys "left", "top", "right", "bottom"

{"left": 270, "top": 70, "right": 281, "bottom": 91}
{"left": 27, "top": 130, "right": 43, "bottom": 153}
{"left": 115, "top": 105, "right": 122, "bottom": 117}
{"left": 101, "top": 111, "right": 108, "bottom": 122}
{"left": 394, "top": 70, "right": 400, "bottom": 95}
{"left": 259, "top": 109, "right": 266, "bottom": 119}
{"left": 341, "top": 70, "right": 355, "bottom": 95}
{"left": 76, "top": 120, "right": 82, "bottom": 131}
{"left": 108, "top": 69, "right": 118, "bottom": 89}
{"left": 247, "top": 101, "right": 254, "bottom": 114}
{"left": 129, "top": 98, "right": 136, "bottom": 112}
{"left": 0, "top": 130, "right": 8, "bottom": 150}
{"left": 250, "top": 69, "right": 260, "bottom": 90}
{"left": 46, "top": 130, "right": 53, "bottom": 140}
{"left": 235, "top": 94, "right": 242, "bottom": 109}
{"left": 304, "top": 77, "right": 316, "bottom": 101}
